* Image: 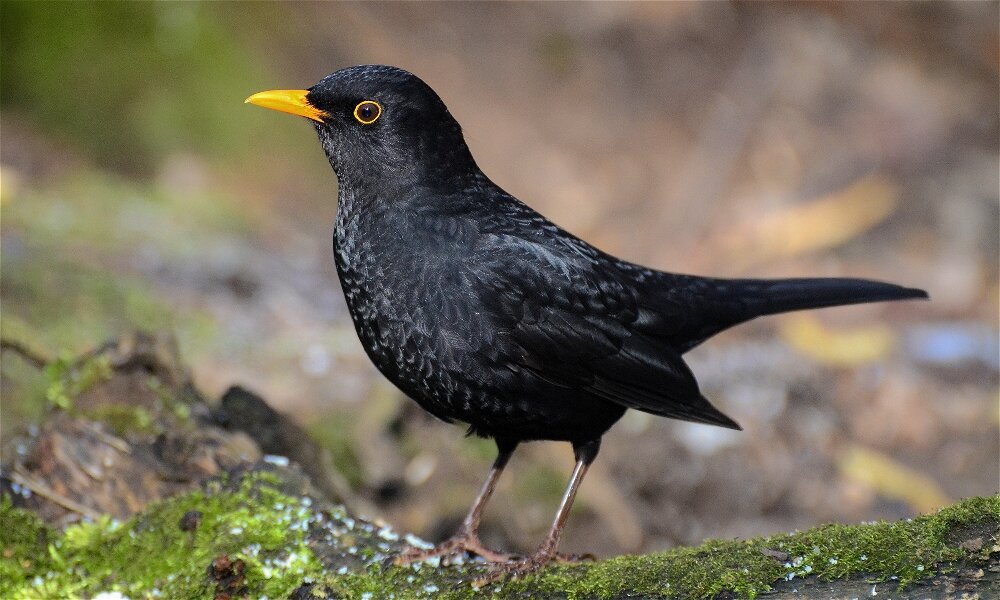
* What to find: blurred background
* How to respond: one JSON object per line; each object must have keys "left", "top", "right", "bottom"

{"left": 2, "top": 2, "right": 997, "bottom": 557}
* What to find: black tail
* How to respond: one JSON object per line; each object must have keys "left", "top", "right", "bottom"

{"left": 665, "top": 276, "right": 928, "bottom": 352}
{"left": 748, "top": 277, "right": 928, "bottom": 316}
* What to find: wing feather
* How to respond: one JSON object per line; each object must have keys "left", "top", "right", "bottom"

{"left": 471, "top": 230, "right": 740, "bottom": 430}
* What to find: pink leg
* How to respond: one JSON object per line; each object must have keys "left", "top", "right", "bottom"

{"left": 395, "top": 440, "right": 517, "bottom": 565}
{"left": 477, "top": 439, "right": 600, "bottom": 582}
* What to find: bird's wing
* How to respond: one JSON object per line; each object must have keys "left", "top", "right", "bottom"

{"left": 467, "top": 224, "right": 740, "bottom": 430}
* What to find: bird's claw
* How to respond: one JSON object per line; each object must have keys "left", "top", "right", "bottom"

{"left": 470, "top": 545, "right": 596, "bottom": 585}
{"left": 394, "top": 532, "right": 513, "bottom": 566}
{"left": 472, "top": 550, "right": 556, "bottom": 586}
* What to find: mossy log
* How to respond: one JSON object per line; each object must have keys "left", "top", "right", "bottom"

{"left": 1, "top": 332, "right": 998, "bottom": 599}
{"left": 3, "top": 465, "right": 998, "bottom": 599}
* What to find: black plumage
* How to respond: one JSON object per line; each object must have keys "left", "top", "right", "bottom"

{"left": 247, "top": 65, "right": 927, "bottom": 578}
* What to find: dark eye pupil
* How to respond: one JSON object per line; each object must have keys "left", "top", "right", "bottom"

{"left": 355, "top": 101, "right": 381, "bottom": 124}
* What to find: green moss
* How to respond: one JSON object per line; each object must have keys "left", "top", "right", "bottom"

{"left": 318, "top": 495, "right": 998, "bottom": 599}
{"left": 0, "top": 472, "right": 322, "bottom": 599}
{"left": 507, "top": 494, "right": 1000, "bottom": 599}
{"left": 81, "top": 405, "right": 157, "bottom": 437}
{"left": 0, "top": 497, "right": 55, "bottom": 598}
{"left": 56, "top": 364, "right": 197, "bottom": 438}
{"left": 3, "top": 475, "right": 994, "bottom": 600}
{"left": 44, "top": 354, "right": 113, "bottom": 410}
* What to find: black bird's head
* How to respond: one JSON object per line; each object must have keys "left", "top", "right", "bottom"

{"left": 247, "top": 65, "right": 477, "bottom": 189}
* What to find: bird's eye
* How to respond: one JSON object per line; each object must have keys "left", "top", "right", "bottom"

{"left": 353, "top": 100, "right": 382, "bottom": 125}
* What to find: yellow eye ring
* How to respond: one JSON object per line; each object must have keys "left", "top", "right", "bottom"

{"left": 353, "top": 100, "right": 382, "bottom": 125}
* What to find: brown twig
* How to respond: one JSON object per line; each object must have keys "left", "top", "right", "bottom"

{"left": 10, "top": 466, "right": 103, "bottom": 521}
{"left": 0, "top": 337, "right": 51, "bottom": 369}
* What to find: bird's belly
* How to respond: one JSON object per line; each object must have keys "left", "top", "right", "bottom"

{"left": 338, "top": 273, "right": 622, "bottom": 441}
{"left": 334, "top": 222, "right": 629, "bottom": 442}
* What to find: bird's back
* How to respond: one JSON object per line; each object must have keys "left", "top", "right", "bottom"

{"left": 335, "top": 179, "right": 925, "bottom": 441}
{"left": 333, "top": 183, "right": 721, "bottom": 440}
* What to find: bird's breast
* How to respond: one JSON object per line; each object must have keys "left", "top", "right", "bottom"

{"left": 332, "top": 197, "right": 488, "bottom": 415}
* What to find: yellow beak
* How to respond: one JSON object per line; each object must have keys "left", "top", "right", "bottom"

{"left": 245, "top": 89, "right": 328, "bottom": 123}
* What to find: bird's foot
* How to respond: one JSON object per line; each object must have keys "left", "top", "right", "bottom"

{"left": 472, "top": 546, "right": 569, "bottom": 585}
{"left": 394, "top": 531, "right": 513, "bottom": 566}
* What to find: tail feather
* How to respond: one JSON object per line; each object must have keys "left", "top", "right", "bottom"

{"left": 751, "top": 277, "right": 928, "bottom": 317}
{"left": 659, "top": 276, "right": 928, "bottom": 352}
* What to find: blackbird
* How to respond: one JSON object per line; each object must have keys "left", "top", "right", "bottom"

{"left": 247, "top": 65, "right": 927, "bottom": 578}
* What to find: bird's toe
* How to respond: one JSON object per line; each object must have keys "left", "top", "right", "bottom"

{"left": 472, "top": 550, "right": 557, "bottom": 585}
{"left": 394, "top": 532, "right": 512, "bottom": 567}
